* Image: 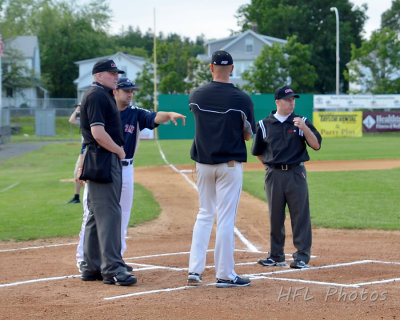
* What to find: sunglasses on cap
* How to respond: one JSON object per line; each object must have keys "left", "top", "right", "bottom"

{"left": 117, "top": 80, "right": 136, "bottom": 88}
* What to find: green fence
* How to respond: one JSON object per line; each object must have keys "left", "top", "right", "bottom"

{"left": 158, "top": 94, "right": 314, "bottom": 140}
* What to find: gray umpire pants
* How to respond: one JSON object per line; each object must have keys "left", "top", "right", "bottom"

{"left": 264, "top": 164, "right": 312, "bottom": 263}
{"left": 83, "top": 153, "right": 126, "bottom": 276}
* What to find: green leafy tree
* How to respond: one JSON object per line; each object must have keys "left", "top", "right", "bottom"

{"left": 237, "top": 0, "right": 367, "bottom": 93}
{"left": 134, "top": 61, "right": 155, "bottom": 109}
{"left": 0, "top": 0, "right": 112, "bottom": 97}
{"left": 381, "top": 0, "right": 400, "bottom": 32}
{"left": 2, "top": 47, "right": 42, "bottom": 96}
{"left": 344, "top": 28, "right": 400, "bottom": 94}
{"left": 242, "top": 36, "right": 317, "bottom": 93}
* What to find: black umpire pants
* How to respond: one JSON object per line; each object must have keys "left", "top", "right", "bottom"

{"left": 264, "top": 164, "right": 312, "bottom": 263}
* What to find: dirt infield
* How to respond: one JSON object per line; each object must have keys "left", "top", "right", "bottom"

{"left": 0, "top": 160, "right": 399, "bottom": 319}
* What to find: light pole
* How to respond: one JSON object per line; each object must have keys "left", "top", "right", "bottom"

{"left": 330, "top": 7, "right": 340, "bottom": 95}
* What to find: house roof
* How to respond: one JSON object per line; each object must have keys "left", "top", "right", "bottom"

{"left": 4, "top": 36, "right": 39, "bottom": 58}
{"left": 73, "top": 52, "right": 147, "bottom": 86}
{"left": 206, "top": 29, "right": 286, "bottom": 50}
{"left": 75, "top": 51, "right": 146, "bottom": 67}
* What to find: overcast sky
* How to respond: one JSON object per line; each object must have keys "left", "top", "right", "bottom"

{"left": 80, "top": 0, "right": 393, "bottom": 41}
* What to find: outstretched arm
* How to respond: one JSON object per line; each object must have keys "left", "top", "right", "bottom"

{"left": 154, "top": 111, "right": 186, "bottom": 126}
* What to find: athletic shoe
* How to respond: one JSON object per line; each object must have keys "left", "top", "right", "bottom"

{"left": 124, "top": 263, "right": 133, "bottom": 272}
{"left": 257, "top": 257, "right": 287, "bottom": 267}
{"left": 67, "top": 198, "right": 80, "bottom": 204}
{"left": 81, "top": 270, "right": 103, "bottom": 281}
{"left": 216, "top": 276, "right": 251, "bottom": 288}
{"left": 290, "top": 260, "right": 309, "bottom": 269}
{"left": 77, "top": 260, "right": 86, "bottom": 273}
{"left": 187, "top": 272, "right": 202, "bottom": 285}
{"left": 103, "top": 271, "right": 137, "bottom": 286}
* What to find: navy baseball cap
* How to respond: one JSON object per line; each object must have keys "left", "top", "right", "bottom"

{"left": 211, "top": 50, "right": 233, "bottom": 65}
{"left": 117, "top": 77, "right": 137, "bottom": 90}
{"left": 92, "top": 59, "right": 125, "bottom": 75}
{"left": 274, "top": 85, "right": 300, "bottom": 100}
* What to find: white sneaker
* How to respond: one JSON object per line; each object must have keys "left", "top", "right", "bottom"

{"left": 187, "top": 272, "right": 202, "bottom": 285}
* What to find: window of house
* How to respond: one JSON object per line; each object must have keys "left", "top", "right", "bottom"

{"left": 245, "top": 38, "right": 254, "bottom": 53}
{"left": 6, "top": 87, "right": 13, "bottom": 97}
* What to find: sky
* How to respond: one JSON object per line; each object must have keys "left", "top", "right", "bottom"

{"left": 80, "top": 0, "right": 393, "bottom": 41}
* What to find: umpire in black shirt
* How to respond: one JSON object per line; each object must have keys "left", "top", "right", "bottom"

{"left": 252, "top": 85, "right": 322, "bottom": 269}
{"left": 79, "top": 59, "right": 136, "bottom": 286}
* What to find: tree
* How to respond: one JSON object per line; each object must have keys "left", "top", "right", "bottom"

{"left": 344, "top": 28, "right": 400, "bottom": 94}
{"left": 0, "top": 0, "right": 113, "bottom": 98}
{"left": 242, "top": 36, "right": 317, "bottom": 93}
{"left": 236, "top": 0, "right": 367, "bottom": 93}
{"left": 381, "top": 0, "right": 400, "bottom": 32}
{"left": 2, "top": 47, "right": 42, "bottom": 97}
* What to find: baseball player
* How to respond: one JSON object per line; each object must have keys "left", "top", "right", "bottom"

{"left": 187, "top": 50, "right": 255, "bottom": 288}
{"left": 251, "top": 85, "right": 322, "bottom": 269}
{"left": 76, "top": 77, "right": 186, "bottom": 272}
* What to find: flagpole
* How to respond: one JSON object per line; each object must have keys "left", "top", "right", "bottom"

{"left": 153, "top": 8, "right": 158, "bottom": 140}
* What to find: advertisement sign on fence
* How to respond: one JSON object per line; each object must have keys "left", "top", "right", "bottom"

{"left": 363, "top": 111, "right": 400, "bottom": 132}
{"left": 313, "top": 111, "right": 363, "bottom": 137}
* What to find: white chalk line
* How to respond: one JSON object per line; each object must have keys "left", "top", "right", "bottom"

{"left": 103, "top": 259, "right": 400, "bottom": 300}
{"left": 0, "top": 275, "right": 80, "bottom": 288}
{"left": 155, "top": 140, "right": 258, "bottom": 252}
{"left": 0, "top": 242, "right": 78, "bottom": 253}
{"left": 0, "top": 182, "right": 20, "bottom": 193}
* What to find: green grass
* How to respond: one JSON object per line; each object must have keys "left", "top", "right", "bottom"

{"left": 1, "top": 132, "right": 400, "bottom": 241}
{"left": 0, "top": 143, "right": 160, "bottom": 241}
{"left": 243, "top": 169, "right": 400, "bottom": 230}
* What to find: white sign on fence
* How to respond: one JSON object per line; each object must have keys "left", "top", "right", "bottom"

{"left": 313, "top": 95, "right": 400, "bottom": 110}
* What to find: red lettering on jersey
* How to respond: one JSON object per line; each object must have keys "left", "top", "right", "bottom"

{"left": 125, "top": 124, "right": 135, "bottom": 134}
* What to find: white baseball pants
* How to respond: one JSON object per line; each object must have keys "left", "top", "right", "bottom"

{"left": 189, "top": 161, "right": 243, "bottom": 281}
{"left": 76, "top": 160, "right": 134, "bottom": 263}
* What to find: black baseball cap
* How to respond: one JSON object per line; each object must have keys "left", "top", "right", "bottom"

{"left": 211, "top": 50, "right": 233, "bottom": 65}
{"left": 274, "top": 85, "right": 300, "bottom": 100}
{"left": 117, "top": 77, "right": 137, "bottom": 90}
{"left": 92, "top": 59, "right": 125, "bottom": 75}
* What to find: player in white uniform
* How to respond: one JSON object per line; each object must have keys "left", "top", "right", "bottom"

{"left": 187, "top": 50, "right": 256, "bottom": 288}
{"left": 76, "top": 78, "right": 185, "bottom": 271}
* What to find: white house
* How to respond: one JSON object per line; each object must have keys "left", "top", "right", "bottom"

{"left": 2, "top": 36, "right": 45, "bottom": 108}
{"left": 197, "top": 29, "right": 287, "bottom": 86}
{"left": 74, "top": 52, "right": 146, "bottom": 102}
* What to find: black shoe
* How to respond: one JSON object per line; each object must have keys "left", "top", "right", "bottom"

{"left": 81, "top": 270, "right": 102, "bottom": 281}
{"left": 67, "top": 198, "right": 80, "bottom": 204}
{"left": 216, "top": 276, "right": 251, "bottom": 288}
{"left": 124, "top": 263, "right": 133, "bottom": 272}
{"left": 103, "top": 271, "right": 137, "bottom": 286}
{"left": 290, "top": 260, "right": 309, "bottom": 269}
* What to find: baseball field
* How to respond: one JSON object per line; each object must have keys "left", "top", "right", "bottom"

{"left": 0, "top": 135, "right": 399, "bottom": 319}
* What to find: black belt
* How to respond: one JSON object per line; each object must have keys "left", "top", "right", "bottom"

{"left": 121, "top": 159, "right": 133, "bottom": 166}
{"left": 269, "top": 163, "right": 299, "bottom": 170}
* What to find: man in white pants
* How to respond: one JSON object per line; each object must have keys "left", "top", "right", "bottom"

{"left": 76, "top": 78, "right": 186, "bottom": 272}
{"left": 187, "top": 50, "right": 255, "bottom": 288}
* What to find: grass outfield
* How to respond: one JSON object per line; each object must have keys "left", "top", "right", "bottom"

{"left": 0, "top": 135, "right": 399, "bottom": 241}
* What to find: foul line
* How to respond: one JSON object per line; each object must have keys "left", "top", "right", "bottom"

{"left": 0, "top": 275, "right": 80, "bottom": 288}
{"left": 0, "top": 242, "right": 78, "bottom": 253}
{"left": 155, "top": 140, "right": 258, "bottom": 252}
{"left": 0, "top": 182, "right": 20, "bottom": 193}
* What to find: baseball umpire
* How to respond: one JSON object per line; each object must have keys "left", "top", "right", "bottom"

{"left": 251, "top": 85, "right": 322, "bottom": 269}
{"left": 187, "top": 50, "right": 255, "bottom": 288}
{"left": 79, "top": 59, "right": 136, "bottom": 286}
{"left": 76, "top": 77, "right": 185, "bottom": 273}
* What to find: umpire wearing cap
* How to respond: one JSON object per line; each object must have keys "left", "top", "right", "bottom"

{"left": 79, "top": 59, "right": 136, "bottom": 286}
{"left": 252, "top": 85, "right": 322, "bottom": 269}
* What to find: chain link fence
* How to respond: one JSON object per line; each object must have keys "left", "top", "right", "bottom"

{"left": 0, "top": 98, "right": 80, "bottom": 144}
